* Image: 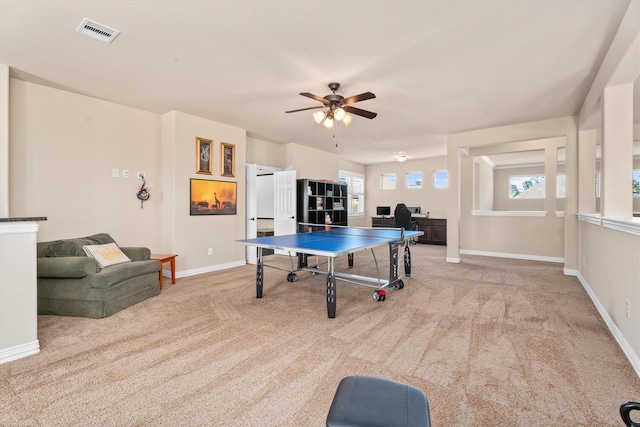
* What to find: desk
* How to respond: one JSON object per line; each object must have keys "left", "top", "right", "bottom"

{"left": 236, "top": 226, "right": 422, "bottom": 318}
{"left": 150, "top": 254, "right": 177, "bottom": 290}
{"left": 372, "top": 216, "right": 447, "bottom": 245}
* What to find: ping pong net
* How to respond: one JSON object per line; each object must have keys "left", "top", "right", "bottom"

{"left": 297, "top": 222, "right": 407, "bottom": 242}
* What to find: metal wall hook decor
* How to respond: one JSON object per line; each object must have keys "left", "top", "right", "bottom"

{"left": 137, "top": 177, "right": 150, "bottom": 208}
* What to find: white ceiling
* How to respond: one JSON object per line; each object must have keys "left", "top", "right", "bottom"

{"left": 0, "top": 0, "right": 632, "bottom": 165}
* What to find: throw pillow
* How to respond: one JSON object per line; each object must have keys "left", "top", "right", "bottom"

{"left": 83, "top": 243, "right": 131, "bottom": 268}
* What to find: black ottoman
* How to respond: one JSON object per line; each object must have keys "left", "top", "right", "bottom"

{"left": 326, "top": 376, "right": 430, "bottom": 427}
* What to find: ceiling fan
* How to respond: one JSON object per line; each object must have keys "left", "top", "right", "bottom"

{"left": 285, "top": 82, "right": 377, "bottom": 128}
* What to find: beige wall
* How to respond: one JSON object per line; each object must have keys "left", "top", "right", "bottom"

{"left": 573, "top": 1, "right": 640, "bottom": 374}
{"left": 0, "top": 64, "right": 8, "bottom": 217}
{"left": 578, "top": 220, "right": 640, "bottom": 359}
{"left": 365, "top": 156, "right": 448, "bottom": 226}
{"left": 9, "top": 79, "right": 162, "bottom": 248}
{"left": 162, "top": 111, "right": 247, "bottom": 273}
{"left": 449, "top": 117, "right": 576, "bottom": 263}
{"left": 0, "top": 222, "right": 39, "bottom": 360}
{"left": 9, "top": 79, "right": 247, "bottom": 276}
{"left": 475, "top": 157, "right": 494, "bottom": 211}
{"left": 246, "top": 136, "right": 287, "bottom": 169}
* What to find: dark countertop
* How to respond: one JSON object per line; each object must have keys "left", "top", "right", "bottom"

{"left": 0, "top": 217, "right": 47, "bottom": 222}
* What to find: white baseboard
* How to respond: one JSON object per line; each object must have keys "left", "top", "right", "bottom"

{"left": 563, "top": 268, "right": 578, "bottom": 276}
{"left": 446, "top": 257, "right": 460, "bottom": 263}
{"left": 460, "top": 249, "right": 564, "bottom": 264}
{"left": 0, "top": 340, "right": 40, "bottom": 364}
{"left": 171, "top": 260, "right": 246, "bottom": 279}
{"left": 577, "top": 271, "right": 640, "bottom": 378}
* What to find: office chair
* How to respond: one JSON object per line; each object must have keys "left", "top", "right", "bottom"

{"left": 394, "top": 203, "right": 417, "bottom": 236}
{"left": 393, "top": 203, "right": 417, "bottom": 276}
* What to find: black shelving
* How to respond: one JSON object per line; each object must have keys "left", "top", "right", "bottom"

{"left": 297, "top": 179, "right": 348, "bottom": 232}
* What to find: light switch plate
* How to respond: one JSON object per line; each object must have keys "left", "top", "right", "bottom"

{"left": 112, "top": 168, "right": 119, "bottom": 178}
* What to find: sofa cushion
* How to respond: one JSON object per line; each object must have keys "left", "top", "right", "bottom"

{"left": 90, "top": 260, "right": 160, "bottom": 289}
{"left": 45, "top": 233, "right": 115, "bottom": 257}
{"left": 37, "top": 256, "right": 99, "bottom": 278}
{"left": 83, "top": 243, "right": 131, "bottom": 268}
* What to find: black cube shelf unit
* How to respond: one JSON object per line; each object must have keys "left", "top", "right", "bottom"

{"left": 297, "top": 179, "right": 348, "bottom": 231}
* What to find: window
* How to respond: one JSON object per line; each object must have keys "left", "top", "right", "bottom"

{"left": 509, "top": 175, "right": 545, "bottom": 199}
{"left": 338, "top": 171, "right": 364, "bottom": 217}
{"left": 406, "top": 172, "right": 423, "bottom": 189}
{"left": 634, "top": 170, "right": 640, "bottom": 197}
{"left": 434, "top": 170, "right": 448, "bottom": 188}
{"left": 381, "top": 173, "right": 396, "bottom": 190}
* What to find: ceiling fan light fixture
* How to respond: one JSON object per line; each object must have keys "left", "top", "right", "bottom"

{"left": 313, "top": 111, "right": 326, "bottom": 124}
{"left": 397, "top": 155, "right": 407, "bottom": 162}
{"left": 286, "top": 82, "right": 377, "bottom": 128}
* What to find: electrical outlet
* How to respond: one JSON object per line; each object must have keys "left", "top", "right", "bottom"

{"left": 626, "top": 300, "right": 631, "bottom": 318}
{"left": 112, "top": 168, "right": 119, "bottom": 178}
{"left": 122, "top": 169, "right": 129, "bottom": 178}
{"left": 207, "top": 248, "right": 213, "bottom": 256}
{"left": 137, "top": 172, "right": 145, "bottom": 179}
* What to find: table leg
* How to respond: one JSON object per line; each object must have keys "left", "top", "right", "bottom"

{"left": 388, "top": 241, "right": 400, "bottom": 284}
{"left": 327, "top": 257, "right": 336, "bottom": 318}
{"left": 298, "top": 253, "right": 308, "bottom": 268}
{"left": 404, "top": 245, "right": 411, "bottom": 276}
{"left": 256, "top": 247, "right": 264, "bottom": 298}
{"left": 170, "top": 257, "right": 176, "bottom": 284}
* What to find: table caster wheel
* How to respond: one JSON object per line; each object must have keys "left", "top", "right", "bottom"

{"left": 311, "top": 271, "right": 318, "bottom": 276}
{"left": 287, "top": 272, "right": 298, "bottom": 282}
{"left": 393, "top": 279, "right": 404, "bottom": 290}
{"left": 373, "top": 289, "right": 386, "bottom": 302}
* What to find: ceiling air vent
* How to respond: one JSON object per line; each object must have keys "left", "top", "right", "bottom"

{"left": 76, "top": 18, "right": 120, "bottom": 44}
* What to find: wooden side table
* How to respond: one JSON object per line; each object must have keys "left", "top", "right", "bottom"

{"left": 150, "top": 254, "right": 178, "bottom": 290}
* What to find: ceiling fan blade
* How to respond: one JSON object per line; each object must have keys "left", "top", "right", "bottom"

{"left": 300, "top": 92, "right": 330, "bottom": 105}
{"left": 342, "top": 92, "right": 376, "bottom": 105}
{"left": 285, "top": 105, "right": 325, "bottom": 113}
{"left": 343, "top": 105, "right": 377, "bottom": 119}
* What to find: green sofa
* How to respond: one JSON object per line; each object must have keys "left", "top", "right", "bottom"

{"left": 37, "top": 233, "right": 160, "bottom": 318}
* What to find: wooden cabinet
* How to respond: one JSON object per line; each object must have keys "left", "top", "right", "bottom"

{"left": 371, "top": 216, "right": 447, "bottom": 245}
{"left": 371, "top": 217, "right": 394, "bottom": 228}
{"left": 417, "top": 218, "right": 446, "bottom": 245}
{"left": 297, "top": 179, "right": 348, "bottom": 231}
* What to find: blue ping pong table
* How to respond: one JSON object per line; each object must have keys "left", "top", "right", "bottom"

{"left": 236, "top": 226, "right": 423, "bottom": 318}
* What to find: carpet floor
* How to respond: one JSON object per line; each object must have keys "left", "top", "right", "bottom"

{"left": 2, "top": 244, "right": 639, "bottom": 426}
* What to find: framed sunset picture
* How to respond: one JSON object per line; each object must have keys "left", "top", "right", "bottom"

{"left": 189, "top": 179, "right": 236, "bottom": 215}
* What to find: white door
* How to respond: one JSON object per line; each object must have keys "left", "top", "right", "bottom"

{"left": 245, "top": 164, "right": 258, "bottom": 264}
{"left": 274, "top": 170, "right": 297, "bottom": 254}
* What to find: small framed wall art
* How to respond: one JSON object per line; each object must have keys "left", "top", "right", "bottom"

{"left": 221, "top": 142, "right": 235, "bottom": 177}
{"left": 196, "top": 137, "right": 213, "bottom": 175}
